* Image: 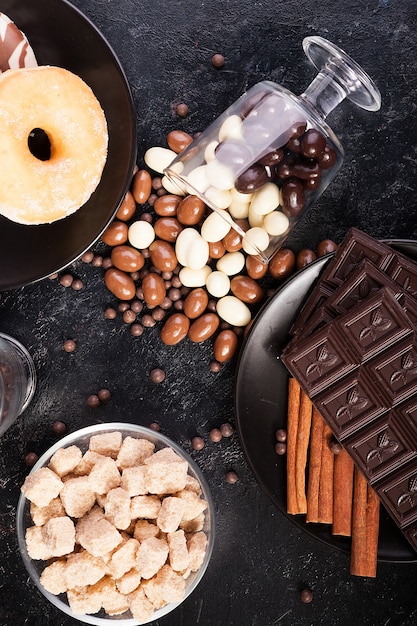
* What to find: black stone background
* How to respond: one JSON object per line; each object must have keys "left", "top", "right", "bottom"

{"left": 2, "top": 0, "right": 417, "bottom": 624}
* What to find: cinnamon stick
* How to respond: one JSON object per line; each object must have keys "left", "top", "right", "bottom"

{"left": 286, "top": 377, "right": 302, "bottom": 514}
{"left": 306, "top": 408, "right": 324, "bottom": 523}
{"left": 317, "top": 421, "right": 334, "bottom": 524}
{"left": 350, "top": 467, "right": 380, "bottom": 577}
{"left": 365, "top": 485, "right": 380, "bottom": 574}
{"left": 332, "top": 448, "right": 354, "bottom": 536}
{"left": 295, "top": 389, "right": 313, "bottom": 514}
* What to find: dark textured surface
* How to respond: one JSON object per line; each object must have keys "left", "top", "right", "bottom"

{"left": 2, "top": 0, "right": 417, "bottom": 624}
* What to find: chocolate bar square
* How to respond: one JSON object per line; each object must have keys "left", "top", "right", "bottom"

{"left": 367, "top": 338, "right": 417, "bottom": 408}
{"left": 378, "top": 461, "right": 417, "bottom": 529}
{"left": 282, "top": 325, "right": 357, "bottom": 398}
{"left": 320, "top": 227, "right": 395, "bottom": 288}
{"left": 335, "top": 287, "right": 413, "bottom": 364}
{"left": 313, "top": 368, "right": 388, "bottom": 441}
{"left": 346, "top": 411, "right": 417, "bottom": 484}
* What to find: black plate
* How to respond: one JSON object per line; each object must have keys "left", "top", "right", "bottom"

{"left": 234, "top": 239, "right": 417, "bottom": 562}
{"left": 0, "top": 0, "right": 137, "bottom": 290}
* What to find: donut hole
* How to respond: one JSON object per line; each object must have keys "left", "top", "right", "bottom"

{"left": 28, "top": 128, "right": 51, "bottom": 161}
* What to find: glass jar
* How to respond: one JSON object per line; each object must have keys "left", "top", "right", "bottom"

{"left": 0, "top": 333, "right": 36, "bottom": 437}
{"left": 164, "top": 36, "right": 381, "bottom": 262}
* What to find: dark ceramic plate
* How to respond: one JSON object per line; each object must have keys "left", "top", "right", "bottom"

{"left": 0, "top": 0, "right": 137, "bottom": 290}
{"left": 234, "top": 239, "right": 417, "bottom": 562}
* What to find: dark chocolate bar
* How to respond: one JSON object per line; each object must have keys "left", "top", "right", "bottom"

{"left": 319, "top": 227, "right": 395, "bottom": 288}
{"left": 290, "top": 228, "right": 396, "bottom": 337}
{"left": 281, "top": 229, "right": 417, "bottom": 554}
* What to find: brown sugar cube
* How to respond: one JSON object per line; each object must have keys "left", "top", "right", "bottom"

{"left": 65, "top": 550, "right": 106, "bottom": 589}
{"left": 61, "top": 472, "right": 77, "bottom": 483}
{"left": 89, "top": 576, "right": 129, "bottom": 616}
{"left": 75, "top": 504, "right": 104, "bottom": 533}
{"left": 184, "top": 474, "right": 202, "bottom": 494}
{"left": 67, "top": 586, "right": 102, "bottom": 616}
{"left": 30, "top": 497, "right": 65, "bottom": 526}
{"left": 187, "top": 531, "right": 207, "bottom": 571}
{"left": 116, "top": 567, "right": 142, "bottom": 595}
{"left": 116, "top": 436, "right": 155, "bottom": 469}
{"left": 40, "top": 560, "right": 68, "bottom": 595}
{"left": 156, "top": 496, "right": 186, "bottom": 533}
{"left": 108, "top": 538, "right": 139, "bottom": 580}
{"left": 95, "top": 492, "right": 107, "bottom": 509}
{"left": 180, "top": 512, "right": 205, "bottom": 533}
{"left": 130, "top": 495, "right": 161, "bottom": 520}
{"left": 120, "top": 466, "right": 148, "bottom": 497}
{"left": 136, "top": 536, "right": 169, "bottom": 579}
{"left": 128, "top": 585, "right": 155, "bottom": 623}
{"left": 60, "top": 476, "right": 96, "bottom": 518}
{"left": 73, "top": 450, "right": 106, "bottom": 476}
{"left": 21, "top": 467, "right": 64, "bottom": 507}
{"left": 89, "top": 431, "right": 122, "bottom": 459}
{"left": 144, "top": 448, "right": 188, "bottom": 494}
{"left": 104, "top": 487, "right": 131, "bottom": 530}
{"left": 167, "top": 529, "right": 190, "bottom": 572}
{"left": 124, "top": 519, "right": 136, "bottom": 536}
{"left": 42, "top": 516, "right": 75, "bottom": 557}
{"left": 142, "top": 564, "right": 186, "bottom": 605}
{"left": 76, "top": 509, "right": 122, "bottom": 557}
{"left": 88, "top": 456, "right": 121, "bottom": 494}
{"left": 25, "top": 525, "right": 53, "bottom": 561}
{"left": 176, "top": 489, "right": 207, "bottom": 521}
{"left": 133, "top": 519, "right": 160, "bottom": 542}
{"left": 48, "top": 445, "right": 83, "bottom": 477}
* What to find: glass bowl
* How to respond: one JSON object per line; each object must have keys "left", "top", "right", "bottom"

{"left": 16, "top": 423, "right": 215, "bottom": 625}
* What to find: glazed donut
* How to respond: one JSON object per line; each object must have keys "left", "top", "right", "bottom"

{"left": 0, "top": 65, "right": 108, "bottom": 225}
{"left": 0, "top": 12, "right": 37, "bottom": 72}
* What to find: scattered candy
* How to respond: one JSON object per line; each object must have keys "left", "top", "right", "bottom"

{"left": 209, "top": 428, "right": 222, "bottom": 442}
{"left": 63, "top": 339, "right": 76, "bottom": 353}
{"left": 176, "top": 103, "right": 189, "bottom": 117}
{"left": 24, "top": 452, "right": 39, "bottom": 467}
{"left": 71, "top": 279, "right": 83, "bottom": 291}
{"left": 59, "top": 273, "right": 73, "bottom": 287}
{"left": 51, "top": 421, "right": 67, "bottom": 436}
{"left": 211, "top": 53, "right": 225, "bottom": 68}
{"left": 192, "top": 436, "right": 205, "bottom": 450}
{"left": 220, "top": 422, "right": 234, "bottom": 437}
{"left": 149, "top": 368, "right": 166, "bottom": 383}
{"left": 225, "top": 470, "right": 238, "bottom": 484}
{"left": 275, "top": 428, "right": 287, "bottom": 442}
{"left": 275, "top": 442, "right": 286, "bottom": 455}
{"left": 66, "top": 127, "right": 339, "bottom": 373}
{"left": 86, "top": 394, "right": 100, "bottom": 408}
{"left": 300, "top": 588, "right": 313, "bottom": 604}
{"left": 97, "top": 388, "right": 111, "bottom": 403}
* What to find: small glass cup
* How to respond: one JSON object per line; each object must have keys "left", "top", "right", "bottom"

{"left": 17, "top": 423, "right": 215, "bottom": 625}
{"left": 164, "top": 36, "right": 381, "bottom": 262}
{"left": 0, "top": 332, "right": 36, "bottom": 437}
